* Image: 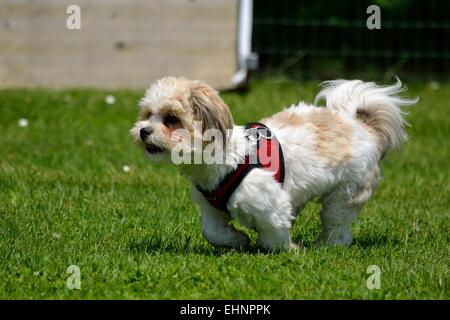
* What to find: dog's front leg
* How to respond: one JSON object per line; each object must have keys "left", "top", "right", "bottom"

{"left": 201, "top": 206, "right": 250, "bottom": 250}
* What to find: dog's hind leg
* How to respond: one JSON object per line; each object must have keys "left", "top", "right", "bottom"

{"left": 316, "top": 167, "right": 380, "bottom": 247}
{"left": 315, "top": 197, "right": 361, "bottom": 247}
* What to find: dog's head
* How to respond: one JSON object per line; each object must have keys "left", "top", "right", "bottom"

{"left": 130, "top": 77, "right": 234, "bottom": 162}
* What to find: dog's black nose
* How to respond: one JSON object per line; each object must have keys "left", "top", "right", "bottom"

{"left": 140, "top": 128, "right": 152, "bottom": 141}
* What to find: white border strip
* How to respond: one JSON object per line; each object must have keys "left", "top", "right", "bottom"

{"left": 231, "top": 0, "right": 258, "bottom": 88}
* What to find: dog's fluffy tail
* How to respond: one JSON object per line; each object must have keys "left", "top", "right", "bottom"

{"left": 315, "top": 78, "right": 418, "bottom": 153}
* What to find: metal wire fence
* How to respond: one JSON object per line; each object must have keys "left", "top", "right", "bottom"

{"left": 252, "top": 0, "right": 450, "bottom": 80}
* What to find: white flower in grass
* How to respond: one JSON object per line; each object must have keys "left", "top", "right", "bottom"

{"left": 64, "top": 95, "right": 73, "bottom": 106}
{"left": 429, "top": 81, "right": 440, "bottom": 90}
{"left": 105, "top": 95, "right": 116, "bottom": 105}
{"left": 18, "top": 118, "right": 29, "bottom": 127}
{"left": 52, "top": 232, "right": 61, "bottom": 239}
{"left": 122, "top": 165, "right": 131, "bottom": 173}
{"left": 33, "top": 271, "right": 40, "bottom": 276}
{"left": 412, "top": 222, "right": 420, "bottom": 232}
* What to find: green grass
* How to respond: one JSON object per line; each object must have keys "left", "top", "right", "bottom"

{"left": 0, "top": 80, "right": 448, "bottom": 299}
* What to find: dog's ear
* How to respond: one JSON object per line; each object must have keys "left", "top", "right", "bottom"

{"left": 190, "top": 82, "right": 234, "bottom": 144}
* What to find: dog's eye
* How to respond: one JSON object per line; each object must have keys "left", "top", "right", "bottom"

{"left": 163, "top": 115, "right": 179, "bottom": 126}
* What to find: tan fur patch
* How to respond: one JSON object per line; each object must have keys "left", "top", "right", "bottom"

{"left": 262, "top": 110, "right": 305, "bottom": 128}
{"left": 138, "top": 108, "right": 152, "bottom": 121}
{"left": 307, "top": 110, "right": 352, "bottom": 166}
{"left": 190, "top": 82, "right": 234, "bottom": 144}
{"left": 264, "top": 109, "right": 352, "bottom": 166}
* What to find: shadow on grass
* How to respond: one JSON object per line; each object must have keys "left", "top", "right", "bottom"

{"left": 292, "top": 233, "right": 401, "bottom": 249}
{"left": 129, "top": 230, "right": 399, "bottom": 255}
{"left": 129, "top": 234, "right": 287, "bottom": 256}
{"left": 353, "top": 234, "right": 402, "bottom": 248}
{"left": 128, "top": 236, "right": 257, "bottom": 256}
{"left": 129, "top": 236, "right": 210, "bottom": 255}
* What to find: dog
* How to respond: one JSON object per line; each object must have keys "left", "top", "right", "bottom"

{"left": 130, "top": 77, "right": 417, "bottom": 251}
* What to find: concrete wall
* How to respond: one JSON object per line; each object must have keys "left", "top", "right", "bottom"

{"left": 0, "top": 0, "right": 238, "bottom": 89}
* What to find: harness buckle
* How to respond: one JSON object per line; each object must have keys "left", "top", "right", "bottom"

{"left": 246, "top": 126, "right": 273, "bottom": 141}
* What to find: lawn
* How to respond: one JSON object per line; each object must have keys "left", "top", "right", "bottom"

{"left": 0, "top": 79, "right": 448, "bottom": 299}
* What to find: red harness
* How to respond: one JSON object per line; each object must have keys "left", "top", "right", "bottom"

{"left": 197, "top": 122, "right": 285, "bottom": 212}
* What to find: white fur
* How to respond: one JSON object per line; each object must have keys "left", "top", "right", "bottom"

{"left": 132, "top": 78, "right": 417, "bottom": 251}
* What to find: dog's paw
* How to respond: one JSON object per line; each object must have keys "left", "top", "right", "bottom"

{"left": 209, "top": 231, "right": 250, "bottom": 250}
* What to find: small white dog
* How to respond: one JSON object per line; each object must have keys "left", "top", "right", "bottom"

{"left": 130, "top": 77, "right": 417, "bottom": 251}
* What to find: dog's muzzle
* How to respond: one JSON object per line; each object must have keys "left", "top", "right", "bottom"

{"left": 140, "top": 128, "right": 152, "bottom": 142}
{"left": 139, "top": 127, "right": 163, "bottom": 153}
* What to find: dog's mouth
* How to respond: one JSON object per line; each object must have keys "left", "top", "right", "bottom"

{"left": 145, "top": 143, "right": 164, "bottom": 154}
